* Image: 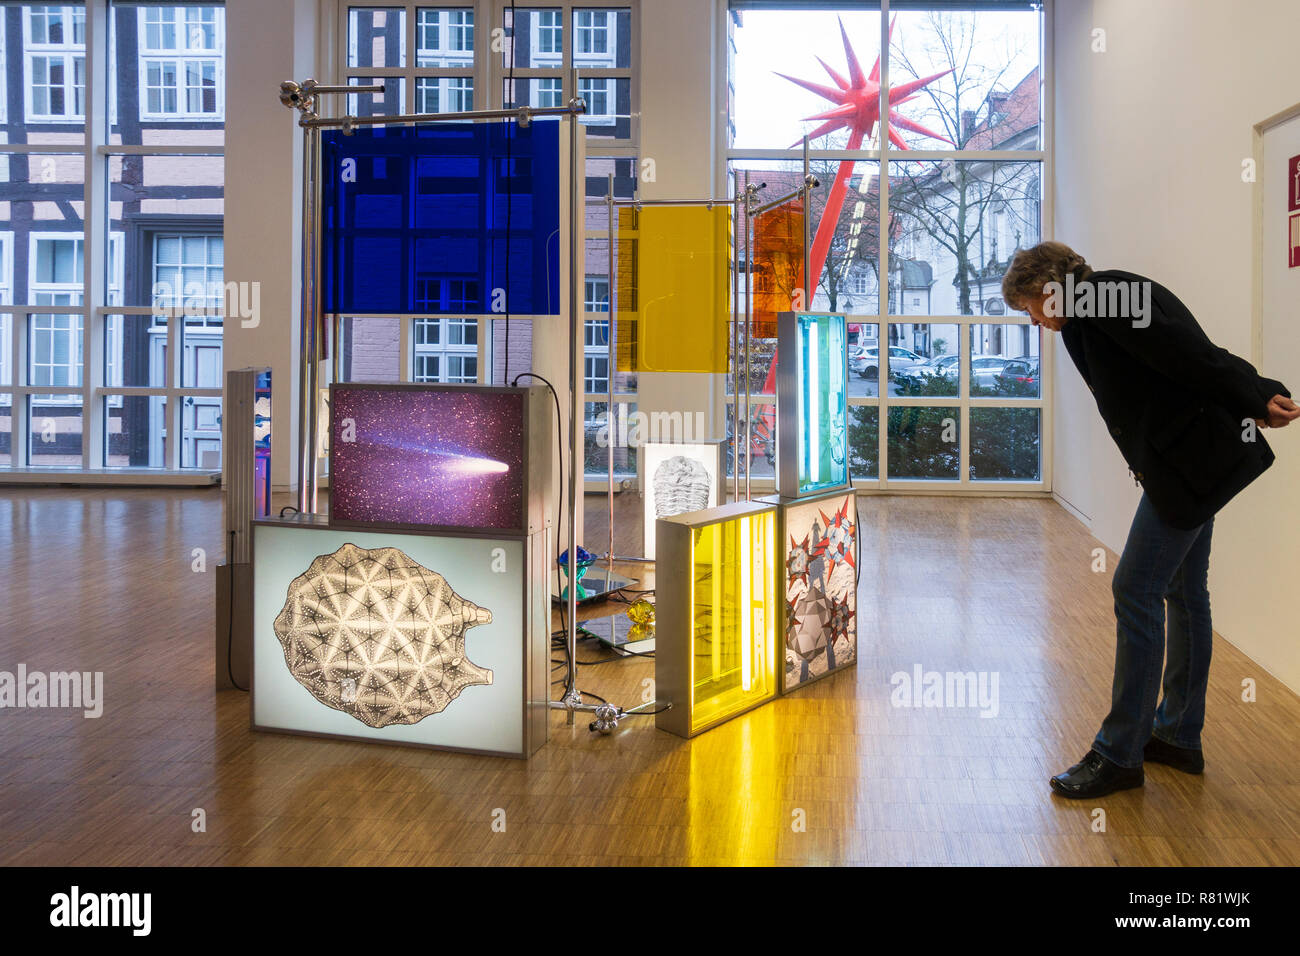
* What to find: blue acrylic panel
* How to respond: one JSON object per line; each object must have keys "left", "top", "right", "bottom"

{"left": 320, "top": 121, "right": 561, "bottom": 316}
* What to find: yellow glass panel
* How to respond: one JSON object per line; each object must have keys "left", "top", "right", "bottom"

{"left": 689, "top": 510, "right": 777, "bottom": 732}
{"left": 615, "top": 204, "right": 731, "bottom": 373}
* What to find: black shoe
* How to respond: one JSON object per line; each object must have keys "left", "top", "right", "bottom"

{"left": 1050, "top": 749, "right": 1144, "bottom": 799}
{"left": 1144, "top": 736, "right": 1204, "bottom": 774}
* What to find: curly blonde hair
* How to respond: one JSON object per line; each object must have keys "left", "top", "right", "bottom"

{"left": 1002, "top": 241, "right": 1093, "bottom": 310}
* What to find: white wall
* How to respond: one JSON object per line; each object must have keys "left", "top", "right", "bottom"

{"left": 1052, "top": 0, "right": 1300, "bottom": 690}
{"left": 223, "top": 0, "right": 319, "bottom": 491}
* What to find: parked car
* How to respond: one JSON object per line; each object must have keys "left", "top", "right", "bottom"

{"left": 994, "top": 357, "right": 1040, "bottom": 396}
{"left": 893, "top": 354, "right": 960, "bottom": 394}
{"left": 970, "top": 355, "right": 1013, "bottom": 390}
{"left": 851, "top": 345, "right": 926, "bottom": 380}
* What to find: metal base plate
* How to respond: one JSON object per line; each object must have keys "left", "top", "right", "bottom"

{"left": 578, "top": 614, "right": 656, "bottom": 654}
{"left": 550, "top": 565, "right": 638, "bottom": 605}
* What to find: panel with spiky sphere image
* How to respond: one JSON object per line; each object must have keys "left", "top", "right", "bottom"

{"left": 272, "top": 543, "right": 494, "bottom": 728}
{"left": 773, "top": 490, "right": 858, "bottom": 692}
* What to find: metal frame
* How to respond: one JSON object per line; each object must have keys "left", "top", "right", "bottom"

{"left": 719, "top": 0, "right": 1053, "bottom": 496}
{"left": 249, "top": 514, "right": 549, "bottom": 759}
{"left": 279, "top": 72, "right": 599, "bottom": 726}
{"left": 600, "top": 185, "right": 754, "bottom": 563}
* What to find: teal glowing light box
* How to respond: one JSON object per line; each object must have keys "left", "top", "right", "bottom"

{"left": 777, "top": 311, "right": 850, "bottom": 497}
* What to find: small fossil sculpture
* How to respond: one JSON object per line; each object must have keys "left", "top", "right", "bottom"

{"left": 653, "top": 454, "right": 711, "bottom": 519}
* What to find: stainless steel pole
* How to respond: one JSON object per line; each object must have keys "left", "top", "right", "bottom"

{"left": 605, "top": 173, "right": 616, "bottom": 569}
{"left": 296, "top": 123, "right": 318, "bottom": 514}
{"left": 731, "top": 194, "right": 741, "bottom": 505}
{"left": 803, "top": 135, "right": 812, "bottom": 308}
{"left": 305, "top": 123, "right": 322, "bottom": 513}
{"left": 742, "top": 172, "right": 752, "bottom": 502}
{"left": 562, "top": 69, "right": 583, "bottom": 722}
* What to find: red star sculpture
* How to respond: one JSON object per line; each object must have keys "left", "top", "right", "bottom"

{"left": 775, "top": 15, "right": 953, "bottom": 291}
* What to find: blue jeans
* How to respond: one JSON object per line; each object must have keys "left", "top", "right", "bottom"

{"left": 1092, "top": 493, "right": 1214, "bottom": 769}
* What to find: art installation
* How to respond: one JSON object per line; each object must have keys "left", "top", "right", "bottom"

{"left": 319, "top": 121, "right": 561, "bottom": 316}
{"left": 777, "top": 311, "right": 850, "bottom": 496}
{"left": 614, "top": 204, "right": 731, "bottom": 373}
{"left": 774, "top": 489, "right": 857, "bottom": 691}
{"left": 655, "top": 501, "right": 778, "bottom": 737}
{"left": 272, "top": 543, "right": 494, "bottom": 728}
{"left": 329, "top": 383, "right": 549, "bottom": 534}
{"left": 642, "top": 441, "right": 725, "bottom": 560}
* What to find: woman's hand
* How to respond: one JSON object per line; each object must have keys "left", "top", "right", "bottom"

{"left": 1261, "top": 394, "right": 1300, "bottom": 428}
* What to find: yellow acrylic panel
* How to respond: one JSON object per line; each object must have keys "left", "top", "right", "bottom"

{"left": 615, "top": 204, "right": 730, "bottom": 373}
{"left": 689, "top": 509, "right": 777, "bottom": 732}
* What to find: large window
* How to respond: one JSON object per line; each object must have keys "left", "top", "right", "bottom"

{"left": 0, "top": 2, "right": 226, "bottom": 473}
{"left": 728, "top": 3, "right": 1045, "bottom": 489}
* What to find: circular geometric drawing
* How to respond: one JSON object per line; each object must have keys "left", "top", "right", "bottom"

{"left": 653, "top": 455, "right": 710, "bottom": 518}
{"left": 272, "top": 543, "right": 494, "bottom": 728}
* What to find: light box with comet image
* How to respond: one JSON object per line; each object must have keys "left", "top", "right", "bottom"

{"left": 328, "top": 382, "right": 551, "bottom": 537}
{"left": 760, "top": 488, "right": 858, "bottom": 693}
{"left": 641, "top": 439, "right": 727, "bottom": 561}
{"left": 251, "top": 515, "right": 550, "bottom": 757}
{"left": 655, "top": 500, "right": 778, "bottom": 737}
{"left": 777, "top": 311, "right": 850, "bottom": 497}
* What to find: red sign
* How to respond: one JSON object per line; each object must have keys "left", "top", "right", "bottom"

{"left": 1290, "top": 211, "right": 1300, "bottom": 269}
{"left": 1291, "top": 154, "right": 1300, "bottom": 212}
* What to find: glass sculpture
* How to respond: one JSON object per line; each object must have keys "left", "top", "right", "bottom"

{"left": 769, "top": 489, "right": 857, "bottom": 692}
{"left": 777, "top": 312, "right": 850, "bottom": 496}
{"left": 319, "top": 121, "right": 561, "bottom": 316}
{"left": 655, "top": 501, "right": 778, "bottom": 737}
{"left": 329, "top": 383, "right": 549, "bottom": 534}
{"left": 272, "top": 543, "right": 494, "bottom": 728}
{"left": 614, "top": 204, "right": 731, "bottom": 373}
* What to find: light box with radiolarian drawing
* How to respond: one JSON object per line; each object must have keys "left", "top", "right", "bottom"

{"left": 328, "top": 382, "right": 552, "bottom": 537}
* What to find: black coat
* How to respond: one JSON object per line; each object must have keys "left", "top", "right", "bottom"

{"left": 1059, "top": 269, "right": 1290, "bottom": 530}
